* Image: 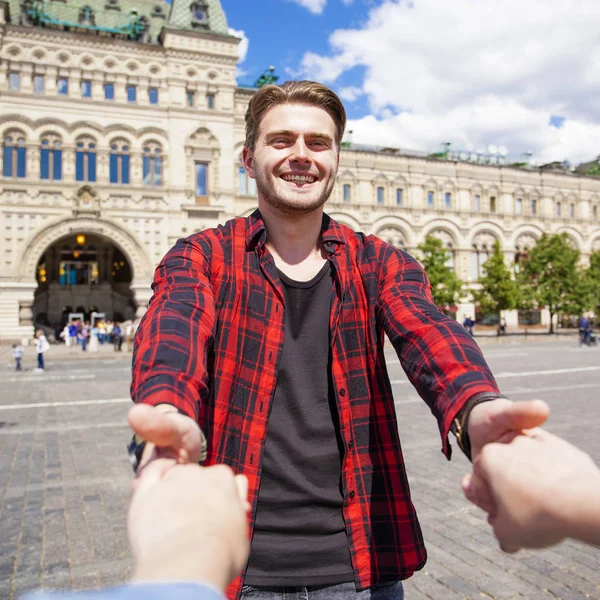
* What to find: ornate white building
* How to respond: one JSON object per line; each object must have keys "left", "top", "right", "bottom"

{"left": 1, "top": 0, "right": 599, "bottom": 341}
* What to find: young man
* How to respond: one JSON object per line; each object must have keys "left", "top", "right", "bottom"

{"left": 130, "top": 81, "right": 549, "bottom": 600}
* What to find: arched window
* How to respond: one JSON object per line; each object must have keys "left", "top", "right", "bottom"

{"left": 2, "top": 134, "right": 27, "bottom": 178}
{"left": 191, "top": 1, "right": 208, "bottom": 24}
{"left": 444, "top": 192, "right": 452, "bottom": 209}
{"left": 237, "top": 158, "right": 256, "bottom": 196}
{"left": 40, "top": 135, "right": 62, "bottom": 181}
{"left": 79, "top": 6, "right": 96, "bottom": 26}
{"left": 75, "top": 138, "right": 97, "bottom": 182}
{"left": 143, "top": 143, "right": 163, "bottom": 186}
{"left": 110, "top": 141, "right": 130, "bottom": 184}
{"left": 427, "top": 190, "right": 434, "bottom": 208}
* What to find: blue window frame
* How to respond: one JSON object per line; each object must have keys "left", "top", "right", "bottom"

{"left": 75, "top": 141, "right": 96, "bottom": 182}
{"left": 396, "top": 188, "right": 403, "bottom": 206}
{"left": 143, "top": 147, "right": 162, "bottom": 186}
{"left": 148, "top": 88, "right": 159, "bottom": 105}
{"left": 195, "top": 162, "right": 208, "bottom": 197}
{"left": 445, "top": 192, "right": 452, "bottom": 209}
{"left": 81, "top": 80, "right": 92, "bottom": 98}
{"left": 40, "top": 140, "right": 63, "bottom": 181}
{"left": 57, "top": 77, "right": 69, "bottom": 95}
{"left": 427, "top": 191, "right": 434, "bottom": 208}
{"left": 343, "top": 184, "right": 351, "bottom": 202}
{"left": 186, "top": 91, "right": 195, "bottom": 107}
{"left": 9, "top": 73, "right": 20, "bottom": 91}
{"left": 104, "top": 83, "right": 115, "bottom": 100}
{"left": 4, "top": 137, "right": 27, "bottom": 178}
{"left": 377, "top": 186, "right": 384, "bottom": 205}
{"left": 110, "top": 144, "right": 130, "bottom": 184}
{"left": 127, "top": 86, "right": 137, "bottom": 103}
{"left": 207, "top": 93, "right": 215, "bottom": 109}
{"left": 33, "top": 75, "right": 45, "bottom": 94}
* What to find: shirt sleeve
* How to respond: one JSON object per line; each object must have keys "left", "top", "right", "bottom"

{"left": 130, "top": 236, "right": 216, "bottom": 421}
{"left": 375, "top": 243, "right": 502, "bottom": 458}
{"left": 21, "top": 582, "right": 224, "bottom": 600}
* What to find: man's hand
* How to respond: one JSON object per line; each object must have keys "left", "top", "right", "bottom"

{"left": 467, "top": 398, "right": 550, "bottom": 461}
{"left": 462, "top": 429, "right": 600, "bottom": 552}
{"left": 129, "top": 460, "right": 250, "bottom": 591}
{"left": 128, "top": 404, "right": 206, "bottom": 470}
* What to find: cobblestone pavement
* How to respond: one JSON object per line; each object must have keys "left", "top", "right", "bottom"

{"left": 0, "top": 340, "right": 599, "bottom": 599}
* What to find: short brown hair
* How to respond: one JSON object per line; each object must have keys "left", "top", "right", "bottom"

{"left": 244, "top": 80, "right": 346, "bottom": 151}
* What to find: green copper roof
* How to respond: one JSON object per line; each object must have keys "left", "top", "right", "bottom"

{"left": 7, "top": 0, "right": 229, "bottom": 44}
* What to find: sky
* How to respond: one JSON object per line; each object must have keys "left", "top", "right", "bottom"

{"left": 219, "top": 0, "right": 600, "bottom": 165}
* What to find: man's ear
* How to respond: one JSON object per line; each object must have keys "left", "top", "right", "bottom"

{"left": 242, "top": 147, "right": 255, "bottom": 178}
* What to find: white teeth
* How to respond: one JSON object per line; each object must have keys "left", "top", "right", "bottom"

{"left": 281, "top": 174, "right": 316, "bottom": 183}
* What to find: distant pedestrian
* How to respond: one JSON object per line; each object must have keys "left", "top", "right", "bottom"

{"left": 113, "top": 323, "right": 123, "bottom": 352}
{"left": 579, "top": 316, "right": 591, "bottom": 346}
{"left": 98, "top": 321, "right": 107, "bottom": 345}
{"left": 498, "top": 317, "right": 507, "bottom": 336}
{"left": 89, "top": 323, "right": 99, "bottom": 353}
{"left": 78, "top": 323, "right": 89, "bottom": 351}
{"left": 12, "top": 343, "right": 24, "bottom": 371}
{"left": 463, "top": 316, "right": 474, "bottom": 336}
{"left": 68, "top": 321, "right": 78, "bottom": 350}
{"left": 34, "top": 330, "right": 49, "bottom": 372}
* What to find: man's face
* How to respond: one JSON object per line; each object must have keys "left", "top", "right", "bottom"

{"left": 243, "top": 103, "right": 340, "bottom": 216}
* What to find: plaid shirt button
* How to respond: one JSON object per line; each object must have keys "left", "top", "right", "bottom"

{"left": 339, "top": 388, "right": 346, "bottom": 397}
{"left": 349, "top": 490, "right": 356, "bottom": 499}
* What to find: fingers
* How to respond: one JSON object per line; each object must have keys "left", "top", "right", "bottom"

{"left": 496, "top": 400, "right": 550, "bottom": 432}
{"left": 235, "top": 475, "right": 251, "bottom": 512}
{"left": 462, "top": 472, "right": 496, "bottom": 515}
{"left": 128, "top": 404, "right": 184, "bottom": 447}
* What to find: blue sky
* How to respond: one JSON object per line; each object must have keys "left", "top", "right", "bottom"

{"left": 194, "top": 1, "right": 600, "bottom": 164}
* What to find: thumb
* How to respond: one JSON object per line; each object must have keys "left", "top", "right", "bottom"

{"left": 128, "top": 404, "right": 187, "bottom": 449}
{"left": 235, "top": 475, "right": 251, "bottom": 512}
{"left": 493, "top": 399, "right": 550, "bottom": 432}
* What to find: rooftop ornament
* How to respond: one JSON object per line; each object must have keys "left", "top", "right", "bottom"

{"left": 255, "top": 66, "right": 279, "bottom": 88}
{"left": 25, "top": 0, "right": 148, "bottom": 41}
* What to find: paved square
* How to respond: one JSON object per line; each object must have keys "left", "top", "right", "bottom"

{"left": 0, "top": 340, "right": 599, "bottom": 599}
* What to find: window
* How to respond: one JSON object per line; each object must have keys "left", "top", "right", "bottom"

{"left": 127, "top": 86, "right": 137, "bottom": 103}
{"left": 9, "top": 72, "right": 20, "bottom": 91}
{"left": 81, "top": 80, "right": 92, "bottom": 98}
{"left": 556, "top": 202, "right": 561, "bottom": 217}
{"left": 33, "top": 75, "right": 45, "bottom": 94}
{"left": 473, "top": 194, "right": 480, "bottom": 212}
{"left": 490, "top": 196, "right": 497, "bottom": 213}
{"left": 470, "top": 246, "right": 490, "bottom": 281}
{"left": 186, "top": 90, "right": 195, "bottom": 107}
{"left": 110, "top": 143, "right": 130, "bottom": 184}
{"left": 104, "top": 83, "right": 115, "bottom": 100}
{"left": 207, "top": 93, "right": 215, "bottom": 109}
{"left": 195, "top": 162, "right": 208, "bottom": 197}
{"left": 148, "top": 88, "right": 159, "bottom": 105}
{"left": 377, "top": 186, "right": 384, "bottom": 205}
{"left": 445, "top": 192, "right": 452, "bottom": 209}
{"left": 79, "top": 5, "right": 96, "bottom": 25}
{"left": 343, "top": 184, "right": 351, "bottom": 203}
{"left": 75, "top": 140, "right": 97, "bottom": 182}
{"left": 531, "top": 199, "right": 537, "bottom": 216}
{"left": 143, "top": 145, "right": 162, "bottom": 186}
{"left": 594, "top": 205, "right": 598, "bottom": 220}
{"left": 238, "top": 162, "right": 256, "bottom": 196}
{"left": 40, "top": 139, "right": 62, "bottom": 181}
{"left": 396, "top": 188, "right": 403, "bottom": 206}
{"left": 2, "top": 136, "right": 27, "bottom": 178}
{"left": 569, "top": 203, "right": 575, "bottom": 218}
{"left": 57, "top": 78, "right": 69, "bottom": 95}
{"left": 515, "top": 198, "right": 522, "bottom": 215}
{"left": 427, "top": 191, "right": 434, "bottom": 208}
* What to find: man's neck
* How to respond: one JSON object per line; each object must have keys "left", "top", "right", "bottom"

{"left": 259, "top": 202, "right": 327, "bottom": 281}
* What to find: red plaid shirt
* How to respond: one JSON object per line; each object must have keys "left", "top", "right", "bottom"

{"left": 131, "top": 210, "right": 501, "bottom": 598}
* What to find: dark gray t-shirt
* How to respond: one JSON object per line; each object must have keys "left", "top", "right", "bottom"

{"left": 244, "top": 261, "right": 354, "bottom": 586}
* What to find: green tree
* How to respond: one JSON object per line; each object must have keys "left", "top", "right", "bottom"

{"left": 472, "top": 241, "right": 520, "bottom": 332}
{"left": 583, "top": 251, "right": 600, "bottom": 318}
{"left": 519, "top": 233, "right": 587, "bottom": 333}
{"left": 418, "top": 235, "right": 464, "bottom": 310}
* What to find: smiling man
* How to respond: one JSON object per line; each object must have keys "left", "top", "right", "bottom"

{"left": 129, "top": 81, "right": 549, "bottom": 600}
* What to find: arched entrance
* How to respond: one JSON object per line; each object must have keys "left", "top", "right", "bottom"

{"left": 33, "top": 232, "right": 136, "bottom": 327}
{"left": 19, "top": 216, "right": 154, "bottom": 331}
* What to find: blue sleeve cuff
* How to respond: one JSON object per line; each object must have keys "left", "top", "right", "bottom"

{"left": 21, "top": 582, "right": 224, "bottom": 600}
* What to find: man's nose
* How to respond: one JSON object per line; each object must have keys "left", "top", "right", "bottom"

{"left": 289, "top": 139, "right": 311, "bottom": 163}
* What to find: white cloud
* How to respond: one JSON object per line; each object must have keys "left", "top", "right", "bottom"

{"left": 338, "top": 86, "right": 364, "bottom": 102}
{"left": 228, "top": 28, "right": 249, "bottom": 63}
{"left": 287, "top": 0, "right": 327, "bottom": 15}
{"left": 298, "top": 0, "right": 600, "bottom": 163}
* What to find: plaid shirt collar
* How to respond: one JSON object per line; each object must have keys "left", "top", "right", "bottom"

{"left": 245, "top": 208, "right": 348, "bottom": 253}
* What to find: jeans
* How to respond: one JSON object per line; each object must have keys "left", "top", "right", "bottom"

{"left": 37, "top": 353, "right": 44, "bottom": 370}
{"left": 15, "top": 357, "right": 22, "bottom": 371}
{"left": 240, "top": 581, "right": 403, "bottom": 600}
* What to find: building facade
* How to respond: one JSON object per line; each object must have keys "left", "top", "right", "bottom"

{"left": 1, "top": 0, "right": 600, "bottom": 341}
